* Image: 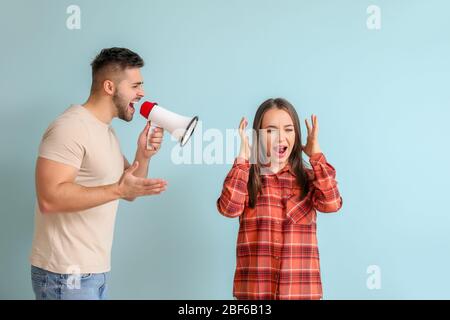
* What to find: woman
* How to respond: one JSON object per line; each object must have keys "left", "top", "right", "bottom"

{"left": 217, "top": 97, "right": 343, "bottom": 300}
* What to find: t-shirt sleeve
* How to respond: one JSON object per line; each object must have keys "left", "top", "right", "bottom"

{"left": 38, "top": 120, "right": 87, "bottom": 169}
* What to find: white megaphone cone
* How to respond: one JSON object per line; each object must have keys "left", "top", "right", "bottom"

{"left": 140, "top": 101, "right": 199, "bottom": 148}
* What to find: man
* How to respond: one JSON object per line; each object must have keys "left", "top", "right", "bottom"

{"left": 30, "top": 47, "right": 167, "bottom": 300}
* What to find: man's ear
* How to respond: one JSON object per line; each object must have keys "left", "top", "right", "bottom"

{"left": 103, "top": 79, "right": 115, "bottom": 96}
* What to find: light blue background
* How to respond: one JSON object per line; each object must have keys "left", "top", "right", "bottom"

{"left": 1, "top": 0, "right": 449, "bottom": 299}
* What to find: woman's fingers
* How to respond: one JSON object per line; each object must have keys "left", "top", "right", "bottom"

{"left": 239, "top": 117, "right": 247, "bottom": 133}
{"left": 306, "top": 115, "right": 319, "bottom": 137}
{"left": 305, "top": 118, "right": 311, "bottom": 135}
{"left": 312, "top": 115, "right": 319, "bottom": 136}
{"left": 239, "top": 117, "right": 249, "bottom": 143}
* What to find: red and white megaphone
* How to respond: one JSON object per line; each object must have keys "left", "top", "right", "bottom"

{"left": 140, "top": 101, "right": 199, "bottom": 149}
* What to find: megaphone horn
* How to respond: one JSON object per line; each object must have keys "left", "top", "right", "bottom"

{"left": 140, "top": 101, "right": 199, "bottom": 147}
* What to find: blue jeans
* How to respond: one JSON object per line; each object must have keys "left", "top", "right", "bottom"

{"left": 31, "top": 265, "right": 108, "bottom": 300}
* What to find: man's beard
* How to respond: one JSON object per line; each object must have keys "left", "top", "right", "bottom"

{"left": 113, "top": 91, "right": 133, "bottom": 122}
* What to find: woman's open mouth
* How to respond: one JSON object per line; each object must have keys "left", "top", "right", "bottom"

{"left": 274, "top": 145, "right": 288, "bottom": 158}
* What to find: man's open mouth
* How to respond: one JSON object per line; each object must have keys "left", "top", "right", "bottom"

{"left": 128, "top": 100, "right": 139, "bottom": 113}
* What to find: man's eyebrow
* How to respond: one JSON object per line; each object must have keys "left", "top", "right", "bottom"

{"left": 132, "top": 81, "right": 144, "bottom": 85}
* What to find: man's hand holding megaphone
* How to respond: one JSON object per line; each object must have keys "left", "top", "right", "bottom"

{"left": 137, "top": 121, "right": 164, "bottom": 158}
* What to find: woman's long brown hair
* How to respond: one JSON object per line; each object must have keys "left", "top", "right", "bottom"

{"left": 248, "top": 98, "right": 310, "bottom": 208}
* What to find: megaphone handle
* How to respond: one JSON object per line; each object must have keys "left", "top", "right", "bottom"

{"left": 146, "top": 122, "right": 157, "bottom": 151}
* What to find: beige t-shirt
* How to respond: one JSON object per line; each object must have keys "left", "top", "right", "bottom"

{"left": 30, "top": 105, "right": 124, "bottom": 274}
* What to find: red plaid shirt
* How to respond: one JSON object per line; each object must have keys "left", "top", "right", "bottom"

{"left": 217, "top": 152, "right": 342, "bottom": 300}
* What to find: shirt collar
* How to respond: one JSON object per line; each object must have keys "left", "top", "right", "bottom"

{"left": 262, "top": 162, "right": 296, "bottom": 176}
{"left": 280, "top": 163, "right": 296, "bottom": 176}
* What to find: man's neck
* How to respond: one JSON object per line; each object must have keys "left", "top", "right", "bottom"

{"left": 82, "top": 95, "right": 116, "bottom": 125}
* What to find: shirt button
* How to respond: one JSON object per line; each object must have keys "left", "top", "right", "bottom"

{"left": 274, "top": 256, "right": 279, "bottom": 260}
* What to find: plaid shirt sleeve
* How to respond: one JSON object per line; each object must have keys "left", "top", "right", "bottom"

{"left": 286, "top": 152, "right": 342, "bottom": 223}
{"left": 217, "top": 157, "right": 250, "bottom": 218}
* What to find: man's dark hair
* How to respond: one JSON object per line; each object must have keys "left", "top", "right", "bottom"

{"left": 90, "top": 47, "right": 144, "bottom": 91}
